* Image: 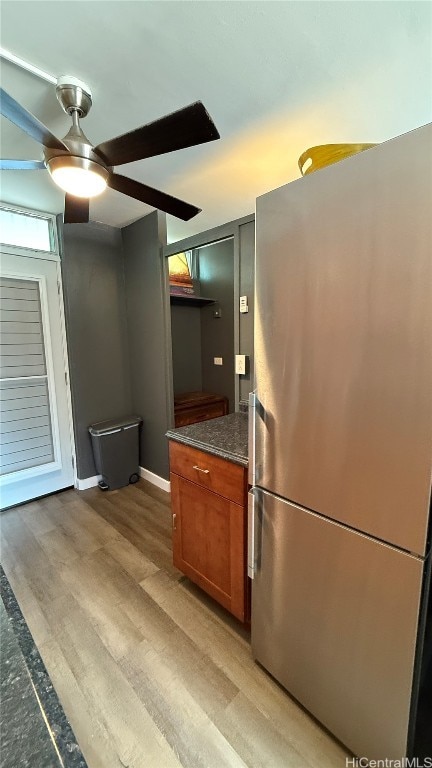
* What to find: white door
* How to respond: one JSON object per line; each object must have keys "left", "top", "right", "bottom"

{"left": 0, "top": 251, "right": 74, "bottom": 508}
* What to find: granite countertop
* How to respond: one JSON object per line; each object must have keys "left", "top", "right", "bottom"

{"left": 166, "top": 412, "right": 248, "bottom": 467}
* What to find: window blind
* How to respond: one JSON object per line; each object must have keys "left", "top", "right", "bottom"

{"left": 0, "top": 277, "right": 55, "bottom": 475}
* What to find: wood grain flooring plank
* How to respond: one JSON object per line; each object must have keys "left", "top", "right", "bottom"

{"left": 0, "top": 546, "right": 53, "bottom": 648}
{"left": 37, "top": 493, "right": 66, "bottom": 512}
{"left": 85, "top": 480, "right": 172, "bottom": 537}
{"left": 1, "top": 511, "right": 68, "bottom": 606}
{"left": 37, "top": 591, "right": 181, "bottom": 768}
{"left": 122, "top": 602, "right": 239, "bottom": 719}
{"left": 37, "top": 525, "right": 82, "bottom": 567}
{"left": 214, "top": 691, "right": 315, "bottom": 768}
{"left": 152, "top": 626, "right": 239, "bottom": 717}
{"left": 16, "top": 500, "right": 57, "bottom": 536}
{"left": 84, "top": 547, "right": 156, "bottom": 605}
{"left": 42, "top": 499, "right": 119, "bottom": 556}
{"left": 53, "top": 604, "right": 183, "bottom": 768}
{"left": 103, "top": 536, "right": 160, "bottom": 583}
{"left": 55, "top": 565, "right": 144, "bottom": 662}
{"left": 140, "top": 569, "right": 347, "bottom": 768}
{"left": 68, "top": 496, "right": 120, "bottom": 527}
{"left": 102, "top": 489, "right": 173, "bottom": 550}
{"left": 81, "top": 491, "right": 178, "bottom": 576}
{"left": 38, "top": 636, "right": 119, "bottom": 768}
{"left": 59, "top": 549, "right": 133, "bottom": 612}
{"left": 105, "top": 482, "right": 173, "bottom": 531}
{"left": 119, "top": 484, "right": 172, "bottom": 522}
{"left": 129, "top": 478, "right": 172, "bottom": 509}
{"left": 59, "top": 545, "right": 179, "bottom": 660}
{"left": 118, "top": 582, "right": 181, "bottom": 653}
{"left": 140, "top": 567, "right": 186, "bottom": 603}
{"left": 63, "top": 497, "right": 122, "bottom": 542}
{"left": 49, "top": 488, "right": 80, "bottom": 506}
{"left": 121, "top": 640, "right": 249, "bottom": 768}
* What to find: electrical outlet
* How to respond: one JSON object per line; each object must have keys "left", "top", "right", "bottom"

{"left": 214, "top": 357, "right": 223, "bottom": 366}
{"left": 235, "top": 355, "right": 248, "bottom": 374}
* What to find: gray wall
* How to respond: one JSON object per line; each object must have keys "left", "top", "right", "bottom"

{"left": 61, "top": 212, "right": 253, "bottom": 482}
{"left": 60, "top": 220, "right": 132, "bottom": 479}
{"left": 170, "top": 305, "right": 202, "bottom": 394}
{"left": 199, "top": 239, "right": 235, "bottom": 411}
{"left": 122, "top": 211, "right": 172, "bottom": 480}
{"left": 238, "top": 220, "right": 255, "bottom": 402}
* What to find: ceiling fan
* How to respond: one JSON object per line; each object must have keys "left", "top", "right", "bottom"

{"left": 0, "top": 76, "right": 220, "bottom": 223}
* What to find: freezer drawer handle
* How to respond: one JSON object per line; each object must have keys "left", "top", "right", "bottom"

{"left": 248, "top": 391, "right": 257, "bottom": 486}
{"left": 193, "top": 465, "right": 210, "bottom": 474}
{"left": 248, "top": 490, "right": 256, "bottom": 579}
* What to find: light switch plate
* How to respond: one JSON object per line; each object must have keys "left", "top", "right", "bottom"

{"left": 214, "top": 357, "right": 223, "bottom": 365}
{"left": 240, "top": 296, "right": 249, "bottom": 314}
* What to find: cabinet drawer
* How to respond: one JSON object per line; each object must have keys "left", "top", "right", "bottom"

{"left": 169, "top": 441, "right": 246, "bottom": 505}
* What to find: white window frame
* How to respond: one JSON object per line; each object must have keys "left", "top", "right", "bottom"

{"left": 0, "top": 202, "right": 59, "bottom": 261}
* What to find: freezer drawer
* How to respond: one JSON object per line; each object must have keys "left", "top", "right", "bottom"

{"left": 251, "top": 490, "right": 423, "bottom": 760}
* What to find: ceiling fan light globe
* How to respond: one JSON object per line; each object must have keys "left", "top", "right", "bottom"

{"left": 51, "top": 166, "right": 106, "bottom": 198}
{"left": 47, "top": 156, "right": 108, "bottom": 198}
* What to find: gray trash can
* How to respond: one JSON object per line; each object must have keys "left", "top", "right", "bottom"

{"left": 89, "top": 416, "right": 142, "bottom": 491}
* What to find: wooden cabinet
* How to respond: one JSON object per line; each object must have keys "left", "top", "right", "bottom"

{"left": 174, "top": 391, "right": 229, "bottom": 428}
{"left": 169, "top": 440, "right": 248, "bottom": 622}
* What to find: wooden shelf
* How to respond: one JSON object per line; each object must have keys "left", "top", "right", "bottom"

{"left": 170, "top": 294, "right": 215, "bottom": 307}
{"left": 174, "top": 391, "right": 229, "bottom": 427}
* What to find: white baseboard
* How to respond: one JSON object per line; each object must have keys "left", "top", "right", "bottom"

{"left": 75, "top": 469, "right": 170, "bottom": 493}
{"left": 75, "top": 474, "right": 102, "bottom": 490}
{"left": 139, "top": 466, "right": 171, "bottom": 493}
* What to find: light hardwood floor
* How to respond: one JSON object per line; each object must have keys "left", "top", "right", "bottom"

{"left": 0, "top": 480, "right": 350, "bottom": 768}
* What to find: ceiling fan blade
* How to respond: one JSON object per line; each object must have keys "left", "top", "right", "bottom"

{"left": 64, "top": 194, "right": 89, "bottom": 224}
{"left": 0, "top": 88, "right": 69, "bottom": 152}
{"left": 94, "top": 101, "right": 220, "bottom": 167}
{"left": 108, "top": 173, "right": 200, "bottom": 221}
{"left": 0, "top": 159, "right": 45, "bottom": 170}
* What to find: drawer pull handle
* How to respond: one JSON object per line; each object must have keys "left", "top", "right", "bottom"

{"left": 193, "top": 465, "right": 210, "bottom": 474}
{"left": 172, "top": 513, "right": 177, "bottom": 530}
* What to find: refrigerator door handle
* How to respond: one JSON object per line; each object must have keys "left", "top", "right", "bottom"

{"left": 248, "top": 391, "right": 257, "bottom": 486}
{"left": 248, "top": 489, "right": 256, "bottom": 579}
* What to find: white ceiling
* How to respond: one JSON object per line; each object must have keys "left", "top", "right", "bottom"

{"left": 1, "top": 1, "right": 431, "bottom": 244}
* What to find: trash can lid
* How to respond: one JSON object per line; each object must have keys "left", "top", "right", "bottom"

{"left": 88, "top": 415, "right": 142, "bottom": 436}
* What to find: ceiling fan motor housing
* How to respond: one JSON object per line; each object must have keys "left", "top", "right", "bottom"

{"left": 44, "top": 83, "right": 111, "bottom": 174}
{"left": 56, "top": 75, "right": 92, "bottom": 117}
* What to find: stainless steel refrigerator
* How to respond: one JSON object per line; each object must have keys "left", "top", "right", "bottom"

{"left": 249, "top": 123, "right": 432, "bottom": 761}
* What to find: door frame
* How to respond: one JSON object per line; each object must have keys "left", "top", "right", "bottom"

{"left": 0, "top": 203, "right": 76, "bottom": 491}
{"left": 164, "top": 213, "right": 255, "bottom": 417}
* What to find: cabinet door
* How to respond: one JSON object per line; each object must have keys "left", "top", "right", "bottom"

{"left": 171, "top": 473, "right": 246, "bottom": 621}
